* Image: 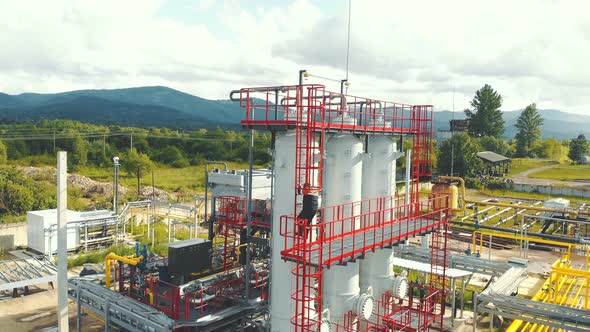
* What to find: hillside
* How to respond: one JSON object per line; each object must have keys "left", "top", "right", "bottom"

{"left": 1, "top": 86, "right": 588, "bottom": 138}
{"left": 434, "top": 109, "right": 590, "bottom": 139}
{"left": 0, "top": 86, "right": 243, "bottom": 129}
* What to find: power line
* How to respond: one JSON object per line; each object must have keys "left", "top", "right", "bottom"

{"left": 0, "top": 132, "right": 246, "bottom": 142}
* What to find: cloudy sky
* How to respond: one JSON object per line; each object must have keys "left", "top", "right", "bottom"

{"left": 1, "top": 0, "right": 590, "bottom": 114}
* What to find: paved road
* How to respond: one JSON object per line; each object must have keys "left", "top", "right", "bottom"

{"left": 510, "top": 164, "right": 590, "bottom": 188}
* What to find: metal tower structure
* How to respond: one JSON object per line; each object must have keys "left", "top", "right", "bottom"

{"left": 233, "top": 81, "right": 449, "bottom": 332}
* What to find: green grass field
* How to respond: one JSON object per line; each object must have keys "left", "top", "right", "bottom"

{"left": 78, "top": 161, "right": 251, "bottom": 195}
{"left": 528, "top": 164, "right": 590, "bottom": 181}
{"left": 508, "top": 158, "right": 559, "bottom": 175}
{"left": 478, "top": 188, "right": 590, "bottom": 203}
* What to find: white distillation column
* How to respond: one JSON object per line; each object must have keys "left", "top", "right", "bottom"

{"left": 322, "top": 134, "right": 373, "bottom": 329}
{"left": 359, "top": 137, "right": 408, "bottom": 326}
{"left": 270, "top": 131, "right": 318, "bottom": 332}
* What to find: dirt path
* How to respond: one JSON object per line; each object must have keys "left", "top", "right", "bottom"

{"left": 510, "top": 164, "right": 590, "bottom": 188}
{"left": 0, "top": 288, "right": 102, "bottom": 332}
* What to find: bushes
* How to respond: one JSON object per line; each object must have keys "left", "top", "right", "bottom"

{"left": 465, "top": 176, "right": 510, "bottom": 191}
{"left": 0, "top": 166, "right": 58, "bottom": 221}
{"left": 465, "top": 177, "right": 483, "bottom": 190}
{"left": 67, "top": 244, "right": 136, "bottom": 268}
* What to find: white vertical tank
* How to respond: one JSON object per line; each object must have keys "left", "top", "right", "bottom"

{"left": 359, "top": 137, "right": 408, "bottom": 319}
{"left": 270, "top": 131, "right": 318, "bottom": 332}
{"left": 270, "top": 131, "right": 297, "bottom": 332}
{"left": 322, "top": 134, "right": 372, "bottom": 326}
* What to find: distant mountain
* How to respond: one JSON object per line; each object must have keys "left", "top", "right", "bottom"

{"left": 1, "top": 86, "right": 588, "bottom": 138}
{"left": 0, "top": 86, "right": 243, "bottom": 129}
{"left": 434, "top": 109, "right": 590, "bottom": 139}
{"left": 0, "top": 96, "right": 211, "bottom": 128}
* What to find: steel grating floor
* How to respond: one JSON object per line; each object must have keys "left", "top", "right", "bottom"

{"left": 283, "top": 218, "right": 441, "bottom": 267}
{"left": 0, "top": 254, "right": 57, "bottom": 292}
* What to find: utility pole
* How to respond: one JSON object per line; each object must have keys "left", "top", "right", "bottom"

{"left": 113, "top": 157, "right": 120, "bottom": 215}
{"left": 130, "top": 132, "right": 133, "bottom": 151}
{"left": 113, "top": 157, "right": 120, "bottom": 244}
{"left": 56, "top": 151, "right": 69, "bottom": 332}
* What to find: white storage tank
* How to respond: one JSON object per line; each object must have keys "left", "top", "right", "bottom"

{"left": 270, "top": 131, "right": 318, "bottom": 331}
{"left": 27, "top": 209, "right": 81, "bottom": 255}
{"left": 322, "top": 134, "right": 372, "bottom": 326}
{"left": 359, "top": 137, "right": 408, "bottom": 324}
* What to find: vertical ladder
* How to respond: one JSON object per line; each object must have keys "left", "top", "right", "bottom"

{"left": 292, "top": 85, "right": 326, "bottom": 331}
{"left": 218, "top": 196, "right": 243, "bottom": 271}
{"left": 411, "top": 105, "right": 434, "bottom": 207}
{"left": 429, "top": 215, "right": 449, "bottom": 331}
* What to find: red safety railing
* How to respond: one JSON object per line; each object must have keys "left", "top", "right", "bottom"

{"left": 279, "top": 194, "right": 448, "bottom": 331}
{"left": 216, "top": 196, "right": 270, "bottom": 229}
{"left": 236, "top": 85, "right": 422, "bottom": 136}
{"left": 281, "top": 195, "right": 448, "bottom": 266}
{"left": 411, "top": 105, "right": 434, "bottom": 206}
{"left": 382, "top": 283, "right": 441, "bottom": 331}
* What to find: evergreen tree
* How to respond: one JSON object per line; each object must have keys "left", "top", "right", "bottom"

{"left": 568, "top": 134, "right": 589, "bottom": 163}
{"left": 464, "top": 84, "right": 505, "bottom": 138}
{"left": 515, "top": 103, "right": 544, "bottom": 157}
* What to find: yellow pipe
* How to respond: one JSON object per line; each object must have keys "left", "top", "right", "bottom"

{"left": 146, "top": 289, "right": 154, "bottom": 304}
{"left": 506, "top": 259, "right": 571, "bottom": 332}
{"left": 506, "top": 277, "right": 550, "bottom": 332}
{"left": 508, "top": 257, "right": 590, "bottom": 331}
{"left": 105, "top": 252, "right": 143, "bottom": 289}
{"left": 527, "top": 271, "right": 568, "bottom": 332}
{"left": 472, "top": 230, "right": 573, "bottom": 258}
{"left": 236, "top": 243, "right": 247, "bottom": 256}
{"left": 438, "top": 176, "right": 580, "bottom": 217}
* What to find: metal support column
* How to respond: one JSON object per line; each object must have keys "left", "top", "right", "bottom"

{"left": 194, "top": 197, "right": 199, "bottom": 238}
{"left": 489, "top": 235, "right": 493, "bottom": 260}
{"left": 472, "top": 292, "right": 478, "bottom": 332}
{"left": 244, "top": 129, "right": 254, "bottom": 301}
{"left": 77, "top": 286, "right": 82, "bottom": 332}
{"left": 57, "top": 151, "right": 69, "bottom": 332}
{"left": 451, "top": 277, "right": 457, "bottom": 324}
{"left": 105, "top": 301, "right": 110, "bottom": 332}
{"left": 461, "top": 275, "right": 466, "bottom": 318}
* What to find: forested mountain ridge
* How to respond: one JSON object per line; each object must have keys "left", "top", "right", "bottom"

{"left": 1, "top": 86, "right": 588, "bottom": 138}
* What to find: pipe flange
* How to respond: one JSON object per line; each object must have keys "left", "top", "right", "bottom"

{"left": 320, "top": 318, "right": 332, "bottom": 332}
{"left": 355, "top": 292, "right": 375, "bottom": 320}
{"left": 392, "top": 276, "right": 409, "bottom": 299}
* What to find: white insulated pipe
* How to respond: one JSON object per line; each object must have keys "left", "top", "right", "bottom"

{"left": 322, "top": 134, "right": 369, "bottom": 325}
{"left": 360, "top": 137, "right": 398, "bottom": 298}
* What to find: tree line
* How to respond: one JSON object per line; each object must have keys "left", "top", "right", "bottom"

{"left": 437, "top": 84, "right": 588, "bottom": 178}
{"left": 0, "top": 119, "right": 272, "bottom": 174}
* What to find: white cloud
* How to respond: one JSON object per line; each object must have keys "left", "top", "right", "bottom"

{"left": 0, "top": 0, "right": 590, "bottom": 114}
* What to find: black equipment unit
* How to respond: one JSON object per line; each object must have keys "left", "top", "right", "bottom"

{"left": 168, "top": 238, "right": 212, "bottom": 276}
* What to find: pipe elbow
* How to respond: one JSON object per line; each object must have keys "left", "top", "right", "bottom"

{"left": 229, "top": 90, "right": 241, "bottom": 101}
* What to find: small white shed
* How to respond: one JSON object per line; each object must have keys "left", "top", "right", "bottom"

{"left": 27, "top": 209, "right": 81, "bottom": 255}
